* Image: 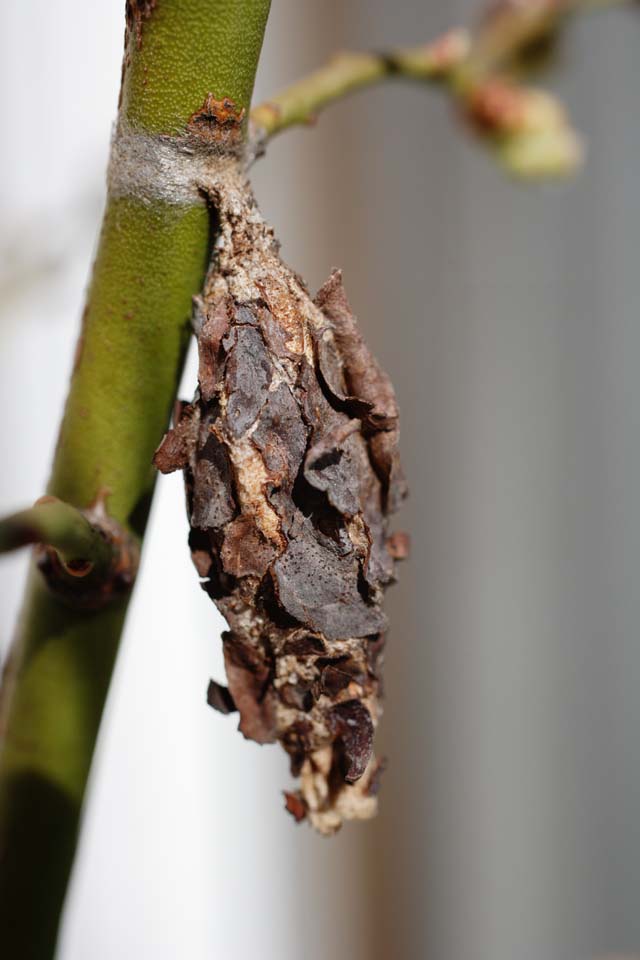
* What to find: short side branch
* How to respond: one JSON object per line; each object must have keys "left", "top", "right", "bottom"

{"left": 0, "top": 497, "right": 111, "bottom": 576}
{"left": 0, "top": 495, "right": 139, "bottom": 609}
{"left": 250, "top": 31, "right": 471, "bottom": 139}
{"left": 251, "top": 0, "right": 631, "bottom": 178}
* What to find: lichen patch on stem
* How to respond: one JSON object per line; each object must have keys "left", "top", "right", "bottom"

{"left": 108, "top": 95, "right": 248, "bottom": 206}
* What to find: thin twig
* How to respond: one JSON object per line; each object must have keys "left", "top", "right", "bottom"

{"left": 250, "top": 34, "right": 470, "bottom": 141}
{"left": 251, "top": 0, "right": 630, "bottom": 177}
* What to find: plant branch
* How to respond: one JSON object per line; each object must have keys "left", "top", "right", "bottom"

{"left": 0, "top": 497, "right": 111, "bottom": 575}
{"left": 251, "top": 0, "right": 630, "bottom": 177}
{"left": 249, "top": 34, "right": 469, "bottom": 139}
{"left": 0, "top": 3, "right": 271, "bottom": 957}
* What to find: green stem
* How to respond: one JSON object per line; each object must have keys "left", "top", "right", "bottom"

{"left": 0, "top": 2, "right": 271, "bottom": 957}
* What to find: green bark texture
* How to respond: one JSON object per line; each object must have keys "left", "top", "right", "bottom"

{"left": 0, "top": 2, "right": 271, "bottom": 957}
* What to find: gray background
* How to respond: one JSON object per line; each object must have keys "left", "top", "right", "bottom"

{"left": 1, "top": 2, "right": 639, "bottom": 958}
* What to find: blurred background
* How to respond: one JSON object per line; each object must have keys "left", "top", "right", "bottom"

{"left": 1, "top": 2, "right": 640, "bottom": 958}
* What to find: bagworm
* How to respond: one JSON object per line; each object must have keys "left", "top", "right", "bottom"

{"left": 155, "top": 163, "right": 407, "bottom": 834}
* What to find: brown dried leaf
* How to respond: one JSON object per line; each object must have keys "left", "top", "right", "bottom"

{"left": 315, "top": 270, "right": 408, "bottom": 508}
{"left": 315, "top": 270, "right": 398, "bottom": 430}
{"left": 222, "top": 633, "right": 275, "bottom": 744}
{"left": 386, "top": 530, "right": 411, "bottom": 560}
{"left": 303, "top": 419, "right": 362, "bottom": 517}
{"left": 207, "top": 679, "right": 236, "bottom": 715}
{"left": 191, "top": 433, "right": 236, "bottom": 530}
{"left": 252, "top": 382, "right": 308, "bottom": 484}
{"left": 284, "top": 791, "right": 307, "bottom": 823}
{"left": 272, "top": 519, "right": 387, "bottom": 641}
{"left": 220, "top": 515, "right": 276, "bottom": 579}
{"left": 153, "top": 403, "right": 198, "bottom": 474}
{"left": 195, "top": 295, "right": 231, "bottom": 402}
{"left": 224, "top": 324, "right": 272, "bottom": 438}
{"left": 328, "top": 700, "right": 375, "bottom": 783}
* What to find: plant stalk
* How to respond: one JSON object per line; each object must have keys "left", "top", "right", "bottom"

{"left": 0, "top": 2, "right": 271, "bottom": 957}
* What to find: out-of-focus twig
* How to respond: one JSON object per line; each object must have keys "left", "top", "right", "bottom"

{"left": 251, "top": 0, "right": 631, "bottom": 178}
